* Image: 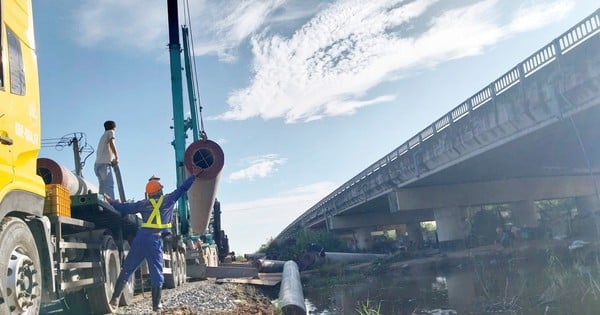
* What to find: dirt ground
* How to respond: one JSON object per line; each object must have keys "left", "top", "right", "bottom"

{"left": 217, "top": 284, "right": 279, "bottom": 315}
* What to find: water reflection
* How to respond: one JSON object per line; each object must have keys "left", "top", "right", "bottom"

{"left": 303, "top": 255, "right": 600, "bottom": 314}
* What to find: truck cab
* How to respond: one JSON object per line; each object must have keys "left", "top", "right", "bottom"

{"left": 0, "top": 2, "right": 138, "bottom": 313}
{"left": 0, "top": 1, "right": 208, "bottom": 313}
{"left": 0, "top": 1, "right": 49, "bottom": 313}
{"left": 0, "top": 0, "right": 45, "bottom": 213}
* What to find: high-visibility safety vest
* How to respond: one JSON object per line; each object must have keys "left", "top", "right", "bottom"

{"left": 141, "top": 196, "right": 172, "bottom": 229}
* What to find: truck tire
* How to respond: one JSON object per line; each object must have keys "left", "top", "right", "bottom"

{"left": 119, "top": 241, "right": 135, "bottom": 306}
{"left": 179, "top": 252, "right": 186, "bottom": 285}
{"left": 87, "top": 235, "right": 120, "bottom": 314}
{"left": 175, "top": 253, "right": 181, "bottom": 287}
{"left": 0, "top": 217, "right": 42, "bottom": 315}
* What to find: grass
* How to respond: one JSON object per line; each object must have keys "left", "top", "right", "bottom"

{"left": 355, "top": 299, "right": 381, "bottom": 315}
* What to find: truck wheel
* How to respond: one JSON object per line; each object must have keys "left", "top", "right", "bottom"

{"left": 119, "top": 241, "right": 135, "bottom": 306}
{"left": 87, "top": 235, "right": 120, "bottom": 314}
{"left": 179, "top": 252, "right": 186, "bottom": 285}
{"left": 174, "top": 254, "right": 181, "bottom": 287}
{"left": 0, "top": 217, "right": 42, "bottom": 315}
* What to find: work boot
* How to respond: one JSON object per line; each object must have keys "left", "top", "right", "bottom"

{"left": 109, "top": 280, "right": 127, "bottom": 308}
{"left": 151, "top": 286, "right": 163, "bottom": 311}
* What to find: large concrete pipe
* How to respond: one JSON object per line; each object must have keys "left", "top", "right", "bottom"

{"left": 298, "top": 251, "right": 388, "bottom": 270}
{"left": 184, "top": 139, "right": 225, "bottom": 233}
{"left": 278, "top": 261, "right": 306, "bottom": 315}
{"left": 37, "top": 158, "right": 98, "bottom": 195}
{"left": 255, "top": 259, "right": 286, "bottom": 273}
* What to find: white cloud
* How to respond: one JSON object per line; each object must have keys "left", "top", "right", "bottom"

{"left": 71, "top": 0, "right": 575, "bottom": 123}
{"left": 221, "top": 181, "right": 338, "bottom": 253}
{"left": 72, "top": 0, "right": 295, "bottom": 61}
{"left": 228, "top": 154, "right": 287, "bottom": 181}
{"left": 202, "top": 0, "right": 287, "bottom": 62}
{"left": 216, "top": 0, "right": 575, "bottom": 123}
{"left": 225, "top": 181, "right": 336, "bottom": 213}
{"left": 75, "top": 0, "right": 165, "bottom": 50}
{"left": 508, "top": 0, "right": 574, "bottom": 33}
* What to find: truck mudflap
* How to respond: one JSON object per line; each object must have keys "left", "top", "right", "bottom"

{"left": 185, "top": 247, "right": 207, "bottom": 280}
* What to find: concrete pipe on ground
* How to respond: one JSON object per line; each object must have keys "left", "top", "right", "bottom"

{"left": 299, "top": 251, "right": 388, "bottom": 270}
{"left": 279, "top": 260, "right": 306, "bottom": 315}
{"left": 256, "top": 259, "right": 286, "bottom": 273}
{"left": 184, "top": 139, "right": 225, "bottom": 234}
{"left": 36, "top": 158, "right": 98, "bottom": 195}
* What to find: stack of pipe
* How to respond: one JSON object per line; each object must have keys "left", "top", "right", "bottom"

{"left": 183, "top": 139, "right": 225, "bottom": 234}
{"left": 36, "top": 158, "right": 98, "bottom": 195}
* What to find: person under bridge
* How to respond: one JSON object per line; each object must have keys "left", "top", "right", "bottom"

{"left": 107, "top": 166, "right": 203, "bottom": 312}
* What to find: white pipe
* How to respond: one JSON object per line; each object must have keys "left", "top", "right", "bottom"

{"left": 184, "top": 139, "right": 225, "bottom": 233}
{"left": 278, "top": 261, "right": 306, "bottom": 315}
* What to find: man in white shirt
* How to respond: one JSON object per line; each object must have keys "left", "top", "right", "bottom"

{"left": 94, "top": 120, "right": 119, "bottom": 199}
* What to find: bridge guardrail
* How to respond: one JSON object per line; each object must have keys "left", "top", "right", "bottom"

{"left": 278, "top": 9, "right": 600, "bottom": 239}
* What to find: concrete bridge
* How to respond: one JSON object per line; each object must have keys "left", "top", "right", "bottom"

{"left": 275, "top": 9, "right": 600, "bottom": 250}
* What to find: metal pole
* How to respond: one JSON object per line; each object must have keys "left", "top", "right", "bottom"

{"left": 167, "top": 0, "right": 189, "bottom": 235}
{"left": 182, "top": 26, "right": 200, "bottom": 142}
{"left": 71, "top": 136, "right": 82, "bottom": 176}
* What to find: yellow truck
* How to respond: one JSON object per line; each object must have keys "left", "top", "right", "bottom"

{"left": 0, "top": 1, "right": 188, "bottom": 313}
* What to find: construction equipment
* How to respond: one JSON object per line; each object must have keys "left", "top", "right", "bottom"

{"left": 0, "top": 0, "right": 226, "bottom": 313}
{"left": 165, "top": 0, "right": 230, "bottom": 278}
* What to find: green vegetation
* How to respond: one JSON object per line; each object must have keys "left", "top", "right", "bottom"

{"left": 420, "top": 221, "right": 436, "bottom": 232}
{"left": 541, "top": 247, "right": 600, "bottom": 306}
{"left": 259, "top": 229, "right": 348, "bottom": 261}
{"left": 355, "top": 299, "right": 381, "bottom": 315}
{"left": 471, "top": 252, "right": 526, "bottom": 313}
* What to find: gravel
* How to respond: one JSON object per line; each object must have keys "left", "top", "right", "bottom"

{"left": 115, "top": 280, "right": 245, "bottom": 315}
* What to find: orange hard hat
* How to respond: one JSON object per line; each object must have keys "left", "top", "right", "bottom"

{"left": 145, "top": 180, "right": 163, "bottom": 195}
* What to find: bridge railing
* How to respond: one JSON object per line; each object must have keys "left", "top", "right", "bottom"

{"left": 278, "top": 9, "right": 600, "bottom": 239}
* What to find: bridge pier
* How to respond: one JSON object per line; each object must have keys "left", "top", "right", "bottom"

{"left": 575, "top": 194, "right": 600, "bottom": 239}
{"left": 354, "top": 228, "right": 372, "bottom": 251}
{"left": 434, "top": 207, "right": 466, "bottom": 251}
{"left": 406, "top": 222, "right": 423, "bottom": 249}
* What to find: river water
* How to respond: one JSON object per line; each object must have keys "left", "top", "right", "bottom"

{"left": 302, "top": 249, "right": 600, "bottom": 314}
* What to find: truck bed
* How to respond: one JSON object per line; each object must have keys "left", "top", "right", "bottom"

{"left": 69, "top": 193, "right": 140, "bottom": 232}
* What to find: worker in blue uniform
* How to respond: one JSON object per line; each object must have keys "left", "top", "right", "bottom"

{"left": 108, "top": 166, "right": 202, "bottom": 311}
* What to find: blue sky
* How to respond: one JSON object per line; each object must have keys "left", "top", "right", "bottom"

{"left": 33, "top": 0, "right": 598, "bottom": 255}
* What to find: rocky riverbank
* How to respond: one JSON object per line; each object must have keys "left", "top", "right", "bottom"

{"left": 115, "top": 279, "right": 279, "bottom": 315}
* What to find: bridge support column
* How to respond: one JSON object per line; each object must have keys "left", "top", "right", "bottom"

{"left": 406, "top": 222, "right": 423, "bottom": 249}
{"left": 512, "top": 200, "right": 539, "bottom": 228}
{"left": 434, "top": 207, "right": 465, "bottom": 251}
{"left": 353, "top": 228, "right": 372, "bottom": 251}
{"left": 575, "top": 195, "right": 600, "bottom": 239}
